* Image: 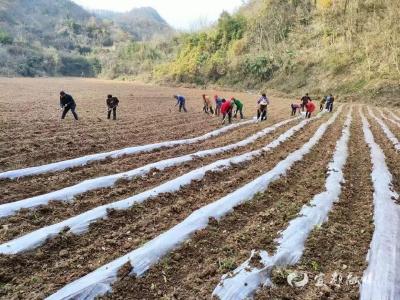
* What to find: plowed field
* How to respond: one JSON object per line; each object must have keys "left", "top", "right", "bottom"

{"left": 0, "top": 78, "right": 399, "bottom": 300}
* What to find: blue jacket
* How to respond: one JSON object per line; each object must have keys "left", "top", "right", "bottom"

{"left": 176, "top": 95, "right": 186, "bottom": 105}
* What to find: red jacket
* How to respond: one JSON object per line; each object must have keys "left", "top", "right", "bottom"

{"left": 306, "top": 101, "right": 316, "bottom": 113}
{"left": 221, "top": 101, "right": 232, "bottom": 114}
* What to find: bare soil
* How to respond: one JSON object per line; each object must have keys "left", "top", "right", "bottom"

{"left": 254, "top": 110, "right": 375, "bottom": 300}
{"left": 99, "top": 111, "right": 346, "bottom": 300}
{"left": 1, "top": 78, "right": 395, "bottom": 300}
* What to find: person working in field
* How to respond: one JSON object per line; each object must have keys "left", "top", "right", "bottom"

{"left": 326, "top": 94, "right": 335, "bottom": 112}
{"left": 60, "top": 91, "right": 78, "bottom": 120}
{"left": 305, "top": 100, "right": 316, "bottom": 118}
{"left": 291, "top": 103, "right": 301, "bottom": 116}
{"left": 106, "top": 94, "right": 119, "bottom": 120}
{"left": 214, "top": 95, "right": 223, "bottom": 116}
{"left": 257, "top": 93, "right": 269, "bottom": 121}
{"left": 231, "top": 97, "right": 244, "bottom": 119}
{"left": 320, "top": 96, "right": 327, "bottom": 111}
{"left": 301, "top": 93, "right": 311, "bottom": 111}
{"left": 174, "top": 94, "right": 187, "bottom": 112}
{"left": 221, "top": 99, "right": 233, "bottom": 124}
{"left": 202, "top": 94, "right": 214, "bottom": 114}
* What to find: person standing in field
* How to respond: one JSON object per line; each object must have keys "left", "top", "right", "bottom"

{"left": 60, "top": 91, "right": 78, "bottom": 120}
{"left": 326, "top": 94, "right": 335, "bottom": 112}
{"left": 214, "top": 95, "right": 223, "bottom": 116}
{"left": 106, "top": 94, "right": 119, "bottom": 120}
{"left": 305, "top": 100, "right": 316, "bottom": 118}
{"left": 257, "top": 93, "right": 269, "bottom": 121}
{"left": 174, "top": 94, "right": 187, "bottom": 112}
{"left": 301, "top": 93, "right": 311, "bottom": 111}
{"left": 221, "top": 99, "right": 233, "bottom": 124}
{"left": 231, "top": 97, "right": 244, "bottom": 119}
{"left": 202, "top": 94, "right": 214, "bottom": 114}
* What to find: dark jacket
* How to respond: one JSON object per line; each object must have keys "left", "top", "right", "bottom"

{"left": 301, "top": 95, "right": 311, "bottom": 104}
{"left": 60, "top": 94, "right": 76, "bottom": 108}
{"left": 107, "top": 97, "right": 119, "bottom": 109}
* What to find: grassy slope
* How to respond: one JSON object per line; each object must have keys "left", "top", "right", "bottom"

{"left": 153, "top": 0, "right": 400, "bottom": 106}
{"left": 0, "top": 0, "right": 172, "bottom": 77}
{"left": 267, "top": 0, "right": 400, "bottom": 106}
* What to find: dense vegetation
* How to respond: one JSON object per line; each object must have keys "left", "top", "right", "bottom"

{"left": 94, "top": 7, "right": 174, "bottom": 41}
{"left": 151, "top": 0, "right": 400, "bottom": 104}
{"left": 0, "top": 0, "right": 399, "bottom": 104}
{"left": 0, "top": 0, "right": 172, "bottom": 77}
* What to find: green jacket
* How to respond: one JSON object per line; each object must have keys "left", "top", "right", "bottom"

{"left": 233, "top": 99, "right": 243, "bottom": 109}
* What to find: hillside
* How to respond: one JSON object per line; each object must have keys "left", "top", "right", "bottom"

{"left": 94, "top": 7, "right": 174, "bottom": 41}
{"left": 1, "top": 0, "right": 398, "bottom": 105}
{"left": 0, "top": 0, "right": 172, "bottom": 77}
{"left": 149, "top": 0, "right": 400, "bottom": 106}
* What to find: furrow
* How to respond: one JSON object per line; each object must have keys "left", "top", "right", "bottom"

{"left": 0, "top": 117, "right": 297, "bottom": 213}
{"left": 0, "top": 116, "right": 299, "bottom": 242}
{"left": 213, "top": 108, "right": 352, "bottom": 299}
{"left": 0, "top": 113, "right": 332, "bottom": 299}
{"left": 359, "top": 109, "right": 400, "bottom": 300}
{"left": 368, "top": 108, "right": 400, "bottom": 151}
{"left": 101, "top": 110, "right": 346, "bottom": 300}
{"left": 43, "top": 108, "right": 342, "bottom": 300}
{"left": 0, "top": 111, "right": 323, "bottom": 254}
{"left": 0, "top": 120, "right": 255, "bottom": 180}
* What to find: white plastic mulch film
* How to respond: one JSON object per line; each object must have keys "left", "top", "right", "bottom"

{"left": 0, "top": 117, "right": 298, "bottom": 218}
{"left": 213, "top": 108, "right": 352, "bottom": 300}
{"left": 0, "top": 120, "right": 255, "bottom": 180}
{"left": 368, "top": 108, "right": 400, "bottom": 151}
{"left": 45, "top": 107, "right": 342, "bottom": 300}
{"left": 360, "top": 109, "right": 400, "bottom": 300}
{"left": 0, "top": 112, "right": 320, "bottom": 254}
{"left": 385, "top": 109, "right": 400, "bottom": 122}
{"left": 379, "top": 110, "right": 400, "bottom": 128}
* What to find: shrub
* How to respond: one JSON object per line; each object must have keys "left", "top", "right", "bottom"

{"left": 0, "top": 29, "right": 13, "bottom": 45}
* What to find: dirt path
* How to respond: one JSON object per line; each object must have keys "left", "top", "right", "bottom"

{"left": 96, "top": 111, "right": 346, "bottom": 300}
{"left": 0, "top": 115, "right": 329, "bottom": 299}
{"left": 255, "top": 110, "right": 374, "bottom": 300}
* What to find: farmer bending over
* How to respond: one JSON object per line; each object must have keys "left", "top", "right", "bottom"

{"left": 107, "top": 94, "right": 119, "bottom": 120}
{"left": 221, "top": 99, "right": 233, "bottom": 124}
{"left": 202, "top": 94, "right": 214, "bottom": 114}
{"left": 214, "top": 95, "right": 223, "bottom": 116}
{"left": 306, "top": 100, "right": 316, "bottom": 118}
{"left": 291, "top": 103, "right": 301, "bottom": 116}
{"left": 320, "top": 96, "right": 327, "bottom": 111}
{"left": 174, "top": 95, "right": 187, "bottom": 112}
{"left": 60, "top": 91, "right": 78, "bottom": 120}
{"left": 231, "top": 97, "right": 244, "bottom": 119}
